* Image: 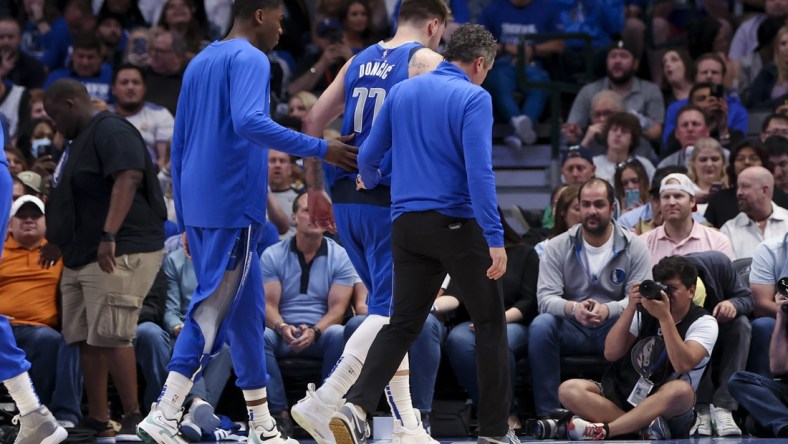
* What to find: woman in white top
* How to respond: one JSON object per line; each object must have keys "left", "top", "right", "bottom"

{"left": 593, "top": 112, "right": 655, "bottom": 185}
{"left": 688, "top": 137, "right": 729, "bottom": 215}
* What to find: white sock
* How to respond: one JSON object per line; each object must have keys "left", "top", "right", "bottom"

{"left": 3, "top": 372, "right": 40, "bottom": 416}
{"left": 385, "top": 355, "right": 418, "bottom": 429}
{"left": 243, "top": 387, "right": 274, "bottom": 430}
{"left": 317, "top": 354, "right": 363, "bottom": 407}
{"left": 158, "top": 372, "right": 193, "bottom": 417}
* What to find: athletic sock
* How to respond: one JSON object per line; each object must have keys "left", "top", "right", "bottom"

{"left": 158, "top": 372, "right": 193, "bottom": 417}
{"left": 386, "top": 372, "right": 418, "bottom": 430}
{"left": 317, "top": 354, "right": 362, "bottom": 407}
{"left": 243, "top": 387, "right": 275, "bottom": 431}
{"left": 3, "top": 372, "right": 40, "bottom": 416}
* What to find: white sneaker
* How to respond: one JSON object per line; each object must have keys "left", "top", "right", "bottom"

{"left": 503, "top": 135, "right": 523, "bottom": 151}
{"left": 511, "top": 115, "right": 537, "bottom": 145}
{"left": 392, "top": 410, "right": 437, "bottom": 444}
{"left": 690, "top": 406, "right": 712, "bottom": 436}
{"left": 12, "top": 405, "right": 68, "bottom": 444}
{"left": 136, "top": 403, "right": 187, "bottom": 444}
{"left": 711, "top": 405, "right": 742, "bottom": 436}
{"left": 291, "top": 383, "right": 338, "bottom": 444}
{"left": 248, "top": 422, "right": 299, "bottom": 444}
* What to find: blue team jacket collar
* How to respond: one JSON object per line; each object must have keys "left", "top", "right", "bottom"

{"left": 435, "top": 61, "right": 471, "bottom": 82}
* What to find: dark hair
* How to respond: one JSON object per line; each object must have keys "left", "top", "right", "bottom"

{"left": 275, "top": 115, "right": 303, "bottom": 131}
{"left": 15, "top": 118, "right": 56, "bottom": 162}
{"left": 72, "top": 32, "right": 102, "bottom": 53}
{"left": 553, "top": 185, "right": 580, "bottom": 236}
{"left": 764, "top": 134, "right": 788, "bottom": 157}
{"left": 112, "top": 63, "right": 146, "bottom": 85}
{"left": 614, "top": 158, "right": 649, "bottom": 207}
{"left": 692, "top": 52, "right": 727, "bottom": 79}
{"left": 727, "top": 138, "right": 769, "bottom": 185}
{"left": 232, "top": 0, "right": 282, "bottom": 18}
{"left": 442, "top": 24, "right": 496, "bottom": 67}
{"left": 761, "top": 113, "right": 788, "bottom": 133}
{"left": 398, "top": 0, "right": 451, "bottom": 24}
{"left": 603, "top": 112, "right": 642, "bottom": 154}
{"left": 578, "top": 177, "right": 615, "bottom": 206}
{"left": 676, "top": 104, "right": 712, "bottom": 126}
{"left": 653, "top": 255, "right": 698, "bottom": 289}
{"left": 689, "top": 81, "right": 716, "bottom": 101}
{"left": 292, "top": 190, "right": 306, "bottom": 213}
{"left": 495, "top": 207, "right": 523, "bottom": 248}
{"left": 44, "top": 78, "right": 89, "bottom": 104}
{"left": 3, "top": 146, "right": 28, "bottom": 170}
{"left": 158, "top": 0, "right": 208, "bottom": 53}
{"left": 340, "top": 0, "right": 372, "bottom": 33}
{"left": 660, "top": 48, "right": 693, "bottom": 89}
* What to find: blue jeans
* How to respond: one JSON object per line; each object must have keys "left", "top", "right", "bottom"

{"left": 343, "top": 314, "right": 445, "bottom": 412}
{"left": 12, "top": 324, "right": 82, "bottom": 423}
{"left": 528, "top": 313, "right": 615, "bottom": 416}
{"left": 729, "top": 370, "right": 788, "bottom": 436}
{"left": 482, "top": 62, "right": 550, "bottom": 123}
{"left": 135, "top": 321, "right": 233, "bottom": 408}
{"left": 747, "top": 317, "right": 775, "bottom": 377}
{"left": 446, "top": 321, "right": 527, "bottom": 413}
{"left": 264, "top": 324, "right": 345, "bottom": 414}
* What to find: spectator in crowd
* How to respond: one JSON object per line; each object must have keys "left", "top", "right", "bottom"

{"left": 560, "top": 255, "right": 718, "bottom": 440}
{"left": 663, "top": 54, "right": 749, "bottom": 148}
{"left": 0, "top": 16, "right": 46, "bottom": 89}
{"left": 535, "top": 185, "right": 581, "bottom": 257}
{"left": 614, "top": 157, "right": 650, "bottom": 215}
{"left": 156, "top": 0, "right": 209, "bottom": 60}
{"left": 687, "top": 137, "right": 729, "bottom": 214}
{"left": 748, "top": 233, "right": 788, "bottom": 378}
{"left": 666, "top": 82, "right": 744, "bottom": 154}
{"left": 591, "top": 112, "right": 655, "bottom": 184}
{"left": 17, "top": 170, "right": 44, "bottom": 199}
{"left": 16, "top": 117, "right": 55, "bottom": 163}
{"left": 661, "top": 48, "right": 693, "bottom": 106}
{"left": 144, "top": 30, "right": 187, "bottom": 116}
{"left": 0, "top": 67, "right": 30, "bottom": 138}
{"left": 529, "top": 178, "right": 652, "bottom": 418}
{"left": 44, "top": 32, "right": 113, "bottom": 103}
{"left": 124, "top": 27, "right": 152, "bottom": 68}
{"left": 569, "top": 90, "right": 656, "bottom": 161}
{"left": 42, "top": 79, "right": 166, "bottom": 440}
{"left": 729, "top": 0, "right": 788, "bottom": 62}
{"left": 340, "top": 0, "right": 375, "bottom": 53}
{"left": 478, "top": 0, "right": 564, "bottom": 148}
{"left": 110, "top": 64, "right": 175, "bottom": 166}
{"left": 4, "top": 146, "right": 27, "bottom": 175}
{"left": 269, "top": 149, "right": 302, "bottom": 237}
{"left": 287, "top": 91, "right": 317, "bottom": 119}
{"left": 0, "top": 195, "right": 82, "bottom": 428}
{"left": 748, "top": 25, "right": 788, "bottom": 109}
{"left": 16, "top": 0, "right": 70, "bottom": 69}
{"left": 658, "top": 106, "right": 712, "bottom": 169}
{"left": 556, "top": 0, "right": 625, "bottom": 56}
{"left": 288, "top": 18, "right": 353, "bottom": 96}
{"left": 27, "top": 88, "right": 48, "bottom": 121}
{"left": 561, "top": 145, "right": 596, "bottom": 185}
{"left": 729, "top": 292, "right": 788, "bottom": 438}
{"left": 262, "top": 192, "right": 356, "bottom": 434}
{"left": 135, "top": 242, "right": 233, "bottom": 441}
{"left": 767, "top": 134, "right": 788, "bottom": 195}
{"left": 95, "top": 11, "right": 126, "bottom": 67}
{"left": 445, "top": 215, "right": 538, "bottom": 430}
{"left": 682, "top": 251, "right": 753, "bottom": 437}
{"left": 640, "top": 173, "right": 734, "bottom": 264}
{"left": 96, "top": 0, "right": 147, "bottom": 31}
{"left": 566, "top": 40, "right": 664, "bottom": 147}
{"left": 536, "top": 184, "right": 576, "bottom": 233}
{"left": 735, "top": 15, "right": 783, "bottom": 106}
{"left": 721, "top": 166, "right": 788, "bottom": 259}
{"left": 761, "top": 113, "right": 788, "bottom": 142}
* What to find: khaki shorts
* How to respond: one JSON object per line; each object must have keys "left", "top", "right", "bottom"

{"left": 61, "top": 250, "right": 164, "bottom": 347}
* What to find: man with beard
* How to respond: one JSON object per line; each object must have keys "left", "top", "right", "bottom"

{"left": 565, "top": 40, "right": 664, "bottom": 147}
{"left": 721, "top": 166, "right": 788, "bottom": 259}
{"left": 96, "top": 12, "right": 125, "bottom": 67}
{"left": 529, "top": 177, "right": 653, "bottom": 419}
{"left": 110, "top": 64, "right": 174, "bottom": 167}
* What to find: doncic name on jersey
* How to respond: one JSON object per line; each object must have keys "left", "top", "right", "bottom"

{"left": 358, "top": 60, "right": 395, "bottom": 80}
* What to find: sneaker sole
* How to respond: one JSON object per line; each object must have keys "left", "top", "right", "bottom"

{"left": 292, "top": 406, "right": 334, "bottom": 444}
{"left": 40, "top": 426, "right": 68, "bottom": 444}
{"left": 329, "top": 417, "right": 358, "bottom": 444}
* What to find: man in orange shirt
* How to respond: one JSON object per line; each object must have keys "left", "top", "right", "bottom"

{"left": 0, "top": 196, "right": 82, "bottom": 427}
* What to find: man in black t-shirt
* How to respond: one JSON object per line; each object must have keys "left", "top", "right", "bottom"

{"left": 41, "top": 78, "right": 166, "bottom": 441}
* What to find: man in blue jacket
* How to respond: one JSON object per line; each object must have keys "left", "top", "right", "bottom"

{"left": 332, "top": 24, "right": 516, "bottom": 444}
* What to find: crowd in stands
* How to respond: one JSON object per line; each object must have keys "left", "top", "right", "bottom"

{"left": 2, "top": 0, "right": 788, "bottom": 441}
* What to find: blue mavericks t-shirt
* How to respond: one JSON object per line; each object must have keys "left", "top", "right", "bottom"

{"left": 326, "top": 41, "right": 423, "bottom": 188}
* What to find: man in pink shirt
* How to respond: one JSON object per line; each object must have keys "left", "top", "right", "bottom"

{"left": 640, "top": 173, "right": 735, "bottom": 264}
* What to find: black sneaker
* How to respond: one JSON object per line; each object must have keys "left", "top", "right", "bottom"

{"left": 79, "top": 416, "right": 117, "bottom": 443}
{"left": 117, "top": 412, "right": 144, "bottom": 441}
{"left": 329, "top": 403, "right": 369, "bottom": 444}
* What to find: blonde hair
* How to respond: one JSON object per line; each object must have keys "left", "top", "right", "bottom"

{"left": 689, "top": 137, "right": 729, "bottom": 187}
{"left": 291, "top": 91, "right": 318, "bottom": 113}
{"left": 776, "top": 26, "right": 788, "bottom": 83}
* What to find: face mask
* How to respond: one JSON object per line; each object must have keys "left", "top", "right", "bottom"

{"left": 31, "top": 138, "right": 52, "bottom": 159}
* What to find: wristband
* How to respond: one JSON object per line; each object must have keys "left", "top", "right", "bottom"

{"left": 276, "top": 322, "right": 287, "bottom": 335}
{"left": 101, "top": 230, "right": 116, "bottom": 242}
{"left": 570, "top": 302, "right": 578, "bottom": 318}
{"left": 311, "top": 326, "right": 321, "bottom": 339}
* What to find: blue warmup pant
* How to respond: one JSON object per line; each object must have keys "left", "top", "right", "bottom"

{"left": 333, "top": 203, "right": 393, "bottom": 316}
{"left": 168, "top": 224, "right": 269, "bottom": 389}
{"left": 0, "top": 316, "right": 31, "bottom": 381}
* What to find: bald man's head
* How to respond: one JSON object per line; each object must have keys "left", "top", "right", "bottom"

{"left": 44, "top": 79, "right": 94, "bottom": 139}
{"left": 736, "top": 165, "right": 774, "bottom": 217}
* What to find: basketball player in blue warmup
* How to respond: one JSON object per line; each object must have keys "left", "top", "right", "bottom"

{"left": 290, "top": 1, "right": 448, "bottom": 443}
{"left": 0, "top": 127, "right": 67, "bottom": 444}
{"left": 136, "top": 1, "right": 357, "bottom": 443}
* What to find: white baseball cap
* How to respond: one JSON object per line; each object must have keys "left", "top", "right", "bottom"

{"left": 10, "top": 195, "right": 45, "bottom": 217}
{"left": 660, "top": 173, "right": 697, "bottom": 197}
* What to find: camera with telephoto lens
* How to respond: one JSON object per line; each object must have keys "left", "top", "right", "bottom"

{"left": 525, "top": 409, "right": 572, "bottom": 440}
{"left": 778, "top": 277, "right": 788, "bottom": 314}
{"left": 640, "top": 279, "right": 669, "bottom": 300}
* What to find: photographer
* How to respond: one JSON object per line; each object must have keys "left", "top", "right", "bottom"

{"left": 559, "top": 256, "right": 718, "bottom": 440}
{"left": 729, "top": 289, "right": 788, "bottom": 438}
